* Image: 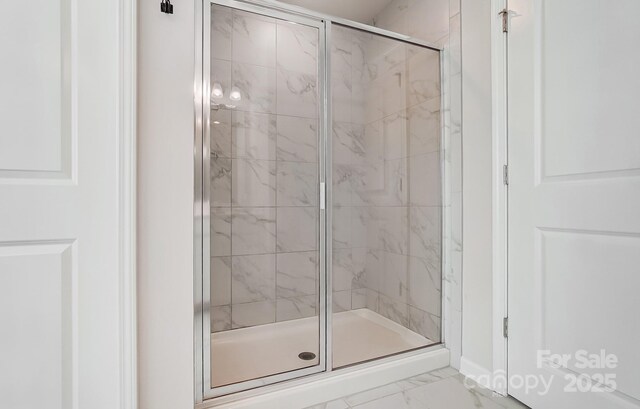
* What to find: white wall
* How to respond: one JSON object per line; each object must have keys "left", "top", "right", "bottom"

{"left": 137, "top": 1, "right": 195, "bottom": 408}
{"left": 460, "top": 0, "right": 494, "bottom": 372}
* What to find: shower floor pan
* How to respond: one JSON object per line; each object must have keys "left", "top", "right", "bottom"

{"left": 210, "top": 308, "right": 434, "bottom": 388}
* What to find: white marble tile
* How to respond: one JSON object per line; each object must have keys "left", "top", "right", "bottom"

{"left": 211, "top": 207, "right": 232, "bottom": 256}
{"left": 332, "top": 290, "right": 351, "bottom": 313}
{"left": 276, "top": 295, "right": 317, "bottom": 321}
{"left": 406, "top": 0, "right": 449, "bottom": 44}
{"left": 409, "top": 206, "right": 441, "bottom": 260}
{"left": 379, "top": 158, "right": 408, "bottom": 206}
{"left": 381, "top": 252, "right": 409, "bottom": 302}
{"left": 351, "top": 288, "right": 367, "bottom": 309}
{"left": 210, "top": 157, "right": 231, "bottom": 207}
{"left": 211, "top": 58, "right": 232, "bottom": 101}
{"left": 407, "top": 375, "right": 527, "bottom": 409}
{"left": 332, "top": 205, "right": 351, "bottom": 249}
{"left": 231, "top": 158, "right": 276, "bottom": 207}
{"left": 332, "top": 248, "right": 353, "bottom": 292}
{"left": 331, "top": 26, "right": 353, "bottom": 74}
{"left": 409, "top": 151, "right": 441, "bottom": 206}
{"left": 351, "top": 78, "right": 367, "bottom": 125}
{"left": 211, "top": 256, "right": 231, "bottom": 306}
{"left": 331, "top": 68, "right": 352, "bottom": 123}
{"left": 382, "top": 111, "right": 408, "bottom": 160}
{"left": 382, "top": 67, "right": 408, "bottom": 118}
{"left": 277, "top": 66, "right": 318, "bottom": 119}
{"left": 364, "top": 78, "right": 384, "bottom": 124}
{"left": 304, "top": 399, "right": 349, "bottom": 409}
{"left": 345, "top": 382, "right": 403, "bottom": 407}
{"left": 211, "top": 109, "right": 232, "bottom": 159}
{"left": 231, "top": 111, "right": 276, "bottom": 160}
{"left": 407, "top": 49, "right": 440, "bottom": 107}
{"left": 365, "top": 288, "right": 379, "bottom": 312}
{"left": 374, "top": 0, "right": 408, "bottom": 36}
{"left": 350, "top": 206, "right": 369, "bottom": 248}
{"left": 277, "top": 161, "right": 318, "bottom": 206}
{"left": 363, "top": 120, "right": 384, "bottom": 164}
{"left": 333, "top": 122, "right": 356, "bottom": 165}
{"left": 276, "top": 115, "right": 317, "bottom": 163}
{"left": 408, "top": 256, "right": 441, "bottom": 316}
{"left": 232, "top": 10, "right": 276, "bottom": 67}
{"left": 210, "top": 5, "right": 232, "bottom": 61}
{"left": 211, "top": 305, "right": 231, "bottom": 332}
{"left": 378, "top": 293, "right": 409, "bottom": 327}
{"left": 408, "top": 97, "right": 441, "bottom": 157}
{"left": 395, "top": 367, "right": 459, "bottom": 390}
{"left": 379, "top": 207, "right": 409, "bottom": 255}
{"left": 365, "top": 250, "right": 382, "bottom": 291}
{"left": 332, "top": 164, "right": 352, "bottom": 207}
{"left": 408, "top": 305, "right": 440, "bottom": 341}
{"left": 450, "top": 0, "right": 460, "bottom": 17}
{"left": 231, "top": 254, "right": 276, "bottom": 304}
{"left": 231, "top": 207, "right": 276, "bottom": 255}
{"left": 232, "top": 62, "right": 276, "bottom": 114}
{"left": 276, "top": 207, "right": 317, "bottom": 252}
{"left": 349, "top": 388, "right": 423, "bottom": 409}
{"left": 276, "top": 20, "right": 318, "bottom": 75}
{"left": 231, "top": 300, "right": 276, "bottom": 329}
{"left": 352, "top": 248, "right": 367, "bottom": 290}
{"left": 276, "top": 251, "right": 318, "bottom": 298}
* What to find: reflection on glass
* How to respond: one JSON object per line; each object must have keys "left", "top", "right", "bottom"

{"left": 208, "top": 4, "right": 321, "bottom": 388}
{"left": 330, "top": 24, "right": 442, "bottom": 368}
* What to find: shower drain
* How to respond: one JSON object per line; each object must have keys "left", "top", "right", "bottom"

{"left": 298, "top": 352, "right": 316, "bottom": 361}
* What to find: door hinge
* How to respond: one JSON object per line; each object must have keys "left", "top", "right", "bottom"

{"left": 503, "top": 164, "right": 509, "bottom": 186}
{"left": 503, "top": 317, "right": 509, "bottom": 338}
{"left": 499, "top": 8, "right": 509, "bottom": 33}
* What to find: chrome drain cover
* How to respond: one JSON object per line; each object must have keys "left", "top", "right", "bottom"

{"left": 298, "top": 352, "right": 316, "bottom": 361}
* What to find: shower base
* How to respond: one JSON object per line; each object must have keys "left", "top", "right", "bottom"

{"left": 210, "top": 308, "right": 434, "bottom": 388}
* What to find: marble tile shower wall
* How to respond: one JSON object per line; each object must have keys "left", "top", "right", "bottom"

{"left": 209, "top": 6, "right": 321, "bottom": 331}
{"left": 330, "top": 24, "right": 442, "bottom": 341}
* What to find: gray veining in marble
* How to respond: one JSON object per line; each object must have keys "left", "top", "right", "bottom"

{"left": 277, "top": 161, "right": 318, "bottom": 206}
{"left": 232, "top": 62, "right": 276, "bottom": 114}
{"left": 210, "top": 157, "right": 231, "bottom": 207}
{"left": 276, "top": 251, "right": 318, "bottom": 298}
{"left": 277, "top": 66, "right": 318, "bottom": 119}
{"left": 232, "top": 10, "right": 276, "bottom": 68}
{"left": 231, "top": 207, "right": 276, "bottom": 255}
{"left": 276, "top": 20, "right": 318, "bottom": 75}
{"left": 276, "top": 115, "right": 317, "bottom": 163}
{"left": 306, "top": 368, "right": 529, "bottom": 409}
{"left": 231, "top": 253, "right": 276, "bottom": 304}
{"left": 231, "top": 111, "right": 276, "bottom": 160}
{"left": 231, "top": 158, "right": 276, "bottom": 207}
{"left": 276, "top": 207, "right": 317, "bottom": 252}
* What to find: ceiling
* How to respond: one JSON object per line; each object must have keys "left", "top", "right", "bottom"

{"left": 277, "top": 0, "right": 395, "bottom": 24}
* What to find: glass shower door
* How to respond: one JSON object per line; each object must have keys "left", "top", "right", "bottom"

{"left": 201, "top": 0, "right": 326, "bottom": 397}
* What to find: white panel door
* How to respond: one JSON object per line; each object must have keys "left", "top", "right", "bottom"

{"left": 507, "top": 1, "right": 640, "bottom": 408}
{"left": 0, "top": 1, "right": 125, "bottom": 408}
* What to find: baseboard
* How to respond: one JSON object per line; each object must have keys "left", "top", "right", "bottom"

{"left": 459, "top": 356, "right": 494, "bottom": 391}
{"left": 198, "top": 347, "right": 450, "bottom": 409}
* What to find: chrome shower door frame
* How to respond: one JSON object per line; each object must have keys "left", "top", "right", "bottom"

{"left": 196, "top": 0, "right": 328, "bottom": 400}
{"left": 195, "top": 0, "right": 446, "bottom": 403}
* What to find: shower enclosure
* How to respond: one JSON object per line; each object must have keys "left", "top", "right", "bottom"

{"left": 195, "top": 0, "right": 443, "bottom": 400}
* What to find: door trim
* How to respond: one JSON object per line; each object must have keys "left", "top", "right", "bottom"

{"left": 117, "top": 0, "right": 138, "bottom": 407}
{"left": 491, "top": 0, "right": 509, "bottom": 396}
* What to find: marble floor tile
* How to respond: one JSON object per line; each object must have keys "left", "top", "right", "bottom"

{"left": 308, "top": 367, "right": 529, "bottom": 409}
